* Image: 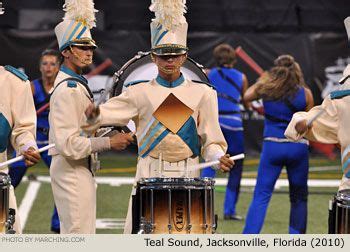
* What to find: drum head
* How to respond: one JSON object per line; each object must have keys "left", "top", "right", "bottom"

{"left": 111, "top": 51, "right": 209, "bottom": 97}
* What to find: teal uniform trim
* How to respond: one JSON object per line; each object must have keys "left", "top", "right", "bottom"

{"left": 330, "top": 89, "right": 350, "bottom": 100}
{"left": 4, "top": 65, "right": 29, "bottom": 81}
{"left": 66, "top": 22, "right": 82, "bottom": 43}
{"left": 141, "top": 129, "right": 170, "bottom": 158}
{"left": 76, "top": 26, "right": 87, "bottom": 39}
{"left": 124, "top": 80, "right": 149, "bottom": 88}
{"left": 139, "top": 116, "right": 200, "bottom": 158}
{"left": 156, "top": 74, "right": 185, "bottom": 88}
{"left": 155, "top": 30, "right": 168, "bottom": 46}
{"left": 60, "top": 65, "right": 88, "bottom": 85}
{"left": 0, "top": 113, "right": 11, "bottom": 152}
{"left": 192, "top": 79, "right": 216, "bottom": 90}
{"left": 177, "top": 116, "right": 200, "bottom": 157}
{"left": 139, "top": 122, "right": 165, "bottom": 153}
{"left": 342, "top": 159, "right": 350, "bottom": 178}
{"left": 67, "top": 80, "right": 77, "bottom": 88}
{"left": 60, "top": 20, "right": 76, "bottom": 46}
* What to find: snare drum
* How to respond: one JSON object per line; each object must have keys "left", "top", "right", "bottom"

{"left": 0, "top": 172, "right": 10, "bottom": 234}
{"left": 133, "top": 177, "right": 216, "bottom": 234}
{"left": 329, "top": 189, "right": 350, "bottom": 234}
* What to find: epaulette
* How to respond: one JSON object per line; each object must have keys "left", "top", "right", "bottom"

{"left": 330, "top": 89, "right": 350, "bottom": 100}
{"left": 67, "top": 80, "right": 77, "bottom": 88}
{"left": 4, "top": 65, "right": 29, "bottom": 81}
{"left": 124, "top": 80, "right": 149, "bottom": 88}
{"left": 191, "top": 79, "right": 216, "bottom": 90}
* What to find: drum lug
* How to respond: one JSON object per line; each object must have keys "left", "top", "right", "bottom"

{"left": 186, "top": 224, "right": 192, "bottom": 233}
{"left": 5, "top": 208, "right": 16, "bottom": 234}
{"left": 167, "top": 224, "right": 172, "bottom": 233}
{"left": 139, "top": 217, "right": 154, "bottom": 234}
{"left": 211, "top": 214, "right": 218, "bottom": 233}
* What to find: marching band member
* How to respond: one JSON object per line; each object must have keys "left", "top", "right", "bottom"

{"left": 285, "top": 17, "right": 350, "bottom": 191}
{"left": 49, "top": 0, "right": 133, "bottom": 234}
{"left": 85, "top": 0, "right": 234, "bottom": 233}
{"left": 243, "top": 55, "right": 314, "bottom": 234}
{"left": 0, "top": 64, "right": 41, "bottom": 233}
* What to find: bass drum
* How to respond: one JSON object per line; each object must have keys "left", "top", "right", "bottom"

{"left": 111, "top": 51, "right": 209, "bottom": 97}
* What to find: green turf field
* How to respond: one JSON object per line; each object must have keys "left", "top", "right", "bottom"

{"left": 13, "top": 153, "right": 343, "bottom": 234}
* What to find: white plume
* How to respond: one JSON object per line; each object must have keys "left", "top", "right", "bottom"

{"left": 150, "top": 0, "right": 187, "bottom": 31}
{"left": 63, "top": 0, "right": 98, "bottom": 28}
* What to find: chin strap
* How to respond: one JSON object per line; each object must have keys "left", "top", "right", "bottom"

{"left": 69, "top": 46, "right": 92, "bottom": 66}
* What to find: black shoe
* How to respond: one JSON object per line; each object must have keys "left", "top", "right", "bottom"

{"left": 224, "top": 214, "right": 244, "bottom": 221}
{"left": 27, "top": 173, "right": 37, "bottom": 181}
{"left": 51, "top": 227, "right": 60, "bottom": 234}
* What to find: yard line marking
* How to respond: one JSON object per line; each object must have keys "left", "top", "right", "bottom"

{"left": 18, "top": 181, "right": 41, "bottom": 229}
{"left": 96, "top": 218, "right": 125, "bottom": 229}
{"left": 23, "top": 176, "right": 341, "bottom": 188}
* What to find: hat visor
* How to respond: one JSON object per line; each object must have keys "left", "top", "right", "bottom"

{"left": 71, "top": 40, "right": 97, "bottom": 49}
{"left": 152, "top": 47, "right": 187, "bottom": 56}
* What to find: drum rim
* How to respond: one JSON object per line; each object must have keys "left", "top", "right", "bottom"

{"left": 138, "top": 177, "right": 215, "bottom": 187}
{"left": 336, "top": 189, "right": 350, "bottom": 205}
{"left": 111, "top": 51, "right": 209, "bottom": 97}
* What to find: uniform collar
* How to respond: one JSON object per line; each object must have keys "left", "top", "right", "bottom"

{"left": 156, "top": 73, "right": 185, "bottom": 88}
{"left": 60, "top": 65, "right": 88, "bottom": 85}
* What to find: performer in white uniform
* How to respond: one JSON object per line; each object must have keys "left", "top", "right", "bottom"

{"left": 285, "top": 17, "right": 350, "bottom": 191}
{"left": 49, "top": 0, "right": 133, "bottom": 234}
{"left": 85, "top": 0, "right": 234, "bottom": 233}
{"left": 0, "top": 65, "right": 41, "bottom": 233}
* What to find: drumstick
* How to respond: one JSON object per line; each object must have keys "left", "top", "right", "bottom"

{"left": 0, "top": 144, "right": 55, "bottom": 168}
{"left": 163, "top": 153, "right": 245, "bottom": 172}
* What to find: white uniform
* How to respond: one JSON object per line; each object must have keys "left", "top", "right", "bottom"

{"left": 49, "top": 66, "right": 101, "bottom": 234}
{"left": 0, "top": 65, "right": 37, "bottom": 233}
{"left": 285, "top": 65, "right": 350, "bottom": 190}
{"left": 94, "top": 75, "right": 227, "bottom": 233}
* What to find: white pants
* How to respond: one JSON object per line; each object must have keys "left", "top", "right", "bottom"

{"left": 50, "top": 155, "right": 96, "bottom": 234}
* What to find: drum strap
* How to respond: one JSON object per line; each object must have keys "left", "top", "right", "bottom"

{"left": 139, "top": 117, "right": 200, "bottom": 158}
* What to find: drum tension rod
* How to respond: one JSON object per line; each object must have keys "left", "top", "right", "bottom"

{"left": 168, "top": 189, "right": 172, "bottom": 233}
{"left": 186, "top": 189, "right": 192, "bottom": 233}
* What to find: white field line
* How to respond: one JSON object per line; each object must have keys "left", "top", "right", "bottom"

{"left": 18, "top": 181, "right": 41, "bottom": 229}
{"left": 22, "top": 176, "right": 340, "bottom": 188}
{"left": 96, "top": 218, "right": 125, "bottom": 229}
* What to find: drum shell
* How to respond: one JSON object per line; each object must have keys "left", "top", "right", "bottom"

{"left": 334, "top": 189, "right": 350, "bottom": 234}
{"left": 135, "top": 178, "right": 216, "bottom": 234}
{"left": 0, "top": 172, "right": 10, "bottom": 234}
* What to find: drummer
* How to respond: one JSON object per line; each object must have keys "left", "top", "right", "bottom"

{"left": 285, "top": 16, "right": 350, "bottom": 191}
{"left": 85, "top": 0, "right": 234, "bottom": 233}
{"left": 0, "top": 64, "right": 41, "bottom": 234}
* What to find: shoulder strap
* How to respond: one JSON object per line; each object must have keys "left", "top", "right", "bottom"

{"left": 191, "top": 79, "right": 216, "bottom": 89}
{"left": 4, "top": 65, "right": 29, "bottom": 81}
{"left": 283, "top": 98, "right": 299, "bottom": 113}
{"left": 330, "top": 89, "right": 350, "bottom": 100}
{"left": 217, "top": 67, "right": 241, "bottom": 94}
{"left": 51, "top": 77, "right": 94, "bottom": 100}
